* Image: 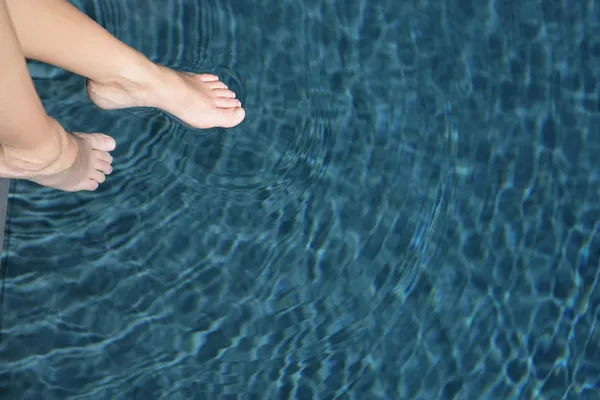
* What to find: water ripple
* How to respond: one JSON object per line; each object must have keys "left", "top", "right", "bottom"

{"left": 0, "top": 0, "right": 465, "bottom": 398}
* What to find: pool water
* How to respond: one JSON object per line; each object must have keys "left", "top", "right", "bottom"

{"left": 1, "top": 0, "right": 599, "bottom": 398}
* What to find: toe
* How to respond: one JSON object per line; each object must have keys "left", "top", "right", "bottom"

{"left": 84, "top": 133, "right": 116, "bottom": 151}
{"left": 91, "top": 170, "right": 106, "bottom": 184}
{"left": 217, "top": 107, "right": 245, "bottom": 128}
{"left": 214, "top": 97, "right": 242, "bottom": 108}
{"left": 212, "top": 89, "right": 236, "bottom": 98}
{"left": 198, "top": 73, "right": 219, "bottom": 82}
{"left": 84, "top": 179, "right": 100, "bottom": 191}
{"left": 93, "top": 150, "right": 113, "bottom": 164}
{"left": 208, "top": 81, "right": 228, "bottom": 90}
{"left": 94, "top": 159, "right": 113, "bottom": 174}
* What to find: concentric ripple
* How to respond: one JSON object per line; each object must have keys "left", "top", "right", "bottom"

{"left": 0, "top": 0, "right": 467, "bottom": 398}
{"left": 159, "top": 60, "right": 333, "bottom": 206}
{"left": 89, "top": 0, "right": 335, "bottom": 207}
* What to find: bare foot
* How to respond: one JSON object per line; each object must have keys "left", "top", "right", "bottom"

{"left": 87, "top": 65, "right": 246, "bottom": 129}
{"left": 30, "top": 133, "right": 115, "bottom": 192}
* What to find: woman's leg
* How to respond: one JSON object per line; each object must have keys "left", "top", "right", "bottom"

{"left": 5, "top": 0, "right": 245, "bottom": 129}
{"left": 0, "top": 0, "right": 113, "bottom": 192}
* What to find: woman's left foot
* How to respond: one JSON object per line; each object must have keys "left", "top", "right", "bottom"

{"left": 87, "top": 64, "right": 245, "bottom": 129}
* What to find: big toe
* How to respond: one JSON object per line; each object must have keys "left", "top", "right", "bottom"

{"left": 85, "top": 133, "right": 116, "bottom": 151}
{"left": 217, "top": 107, "right": 245, "bottom": 128}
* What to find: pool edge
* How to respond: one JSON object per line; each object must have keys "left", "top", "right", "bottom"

{"left": 0, "top": 178, "right": 7, "bottom": 257}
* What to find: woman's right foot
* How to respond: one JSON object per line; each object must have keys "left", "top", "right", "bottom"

{"left": 87, "top": 64, "right": 246, "bottom": 129}
{"left": 30, "top": 132, "right": 115, "bottom": 192}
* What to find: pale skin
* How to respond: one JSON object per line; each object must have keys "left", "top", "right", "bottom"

{"left": 0, "top": 0, "right": 245, "bottom": 192}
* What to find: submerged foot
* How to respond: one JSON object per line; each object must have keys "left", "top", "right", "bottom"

{"left": 87, "top": 65, "right": 245, "bottom": 129}
{"left": 30, "top": 132, "right": 115, "bottom": 192}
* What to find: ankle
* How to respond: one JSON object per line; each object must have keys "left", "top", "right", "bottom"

{"left": 87, "top": 61, "right": 166, "bottom": 108}
{"left": 90, "top": 55, "right": 164, "bottom": 91}
{"left": 5, "top": 119, "right": 78, "bottom": 179}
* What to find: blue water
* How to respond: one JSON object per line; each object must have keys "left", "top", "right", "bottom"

{"left": 1, "top": 0, "right": 599, "bottom": 398}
